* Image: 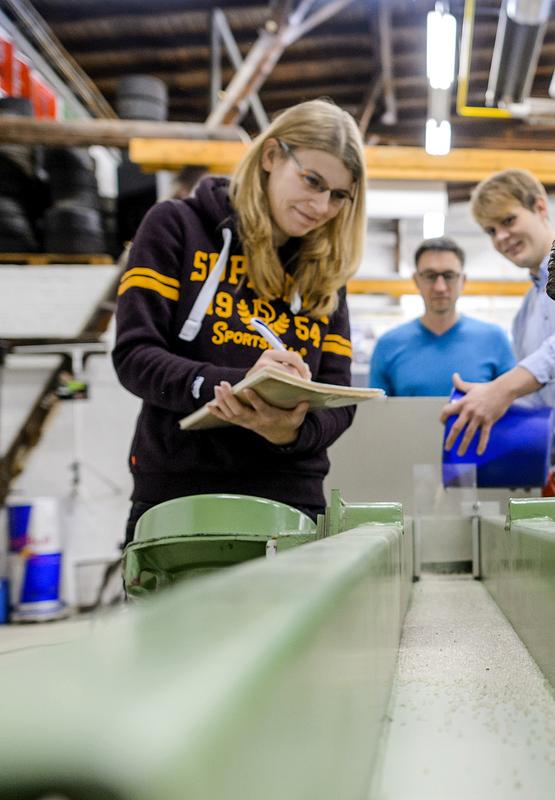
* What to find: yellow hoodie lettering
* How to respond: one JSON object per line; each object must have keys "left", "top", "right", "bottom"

{"left": 191, "top": 250, "right": 208, "bottom": 281}
{"left": 228, "top": 255, "right": 247, "bottom": 284}
{"left": 212, "top": 321, "right": 272, "bottom": 349}
{"left": 191, "top": 251, "right": 247, "bottom": 285}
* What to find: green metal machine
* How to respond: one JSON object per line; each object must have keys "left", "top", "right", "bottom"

{"left": 0, "top": 491, "right": 412, "bottom": 800}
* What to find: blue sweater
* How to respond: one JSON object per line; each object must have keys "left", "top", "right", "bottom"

{"left": 369, "top": 315, "right": 515, "bottom": 396}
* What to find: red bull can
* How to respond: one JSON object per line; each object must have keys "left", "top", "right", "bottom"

{"left": 7, "top": 497, "right": 67, "bottom": 622}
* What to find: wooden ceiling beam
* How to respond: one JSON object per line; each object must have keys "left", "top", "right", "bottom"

{"left": 94, "top": 56, "right": 374, "bottom": 95}
{"left": 128, "top": 139, "right": 555, "bottom": 183}
{"left": 205, "top": 0, "right": 358, "bottom": 128}
{"left": 74, "top": 33, "right": 373, "bottom": 73}
{"left": 348, "top": 278, "right": 529, "bottom": 297}
{"left": 168, "top": 82, "right": 368, "bottom": 111}
{"left": 47, "top": 9, "right": 222, "bottom": 42}
{"left": 0, "top": 117, "right": 247, "bottom": 148}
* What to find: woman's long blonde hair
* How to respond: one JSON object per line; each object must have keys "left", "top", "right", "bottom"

{"left": 230, "top": 99, "right": 366, "bottom": 318}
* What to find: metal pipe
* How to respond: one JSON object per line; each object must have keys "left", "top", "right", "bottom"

{"left": 456, "top": 0, "right": 512, "bottom": 118}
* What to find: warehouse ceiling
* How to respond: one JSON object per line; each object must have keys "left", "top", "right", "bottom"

{"left": 11, "top": 0, "right": 555, "bottom": 153}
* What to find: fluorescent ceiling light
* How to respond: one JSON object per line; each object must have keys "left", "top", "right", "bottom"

{"left": 427, "top": 9, "right": 457, "bottom": 90}
{"left": 423, "top": 211, "right": 446, "bottom": 239}
{"left": 425, "top": 119, "right": 451, "bottom": 156}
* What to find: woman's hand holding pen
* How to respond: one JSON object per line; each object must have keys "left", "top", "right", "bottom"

{"left": 207, "top": 381, "right": 309, "bottom": 445}
{"left": 246, "top": 349, "right": 311, "bottom": 380}
{"left": 206, "top": 316, "right": 310, "bottom": 442}
{"left": 248, "top": 316, "right": 311, "bottom": 380}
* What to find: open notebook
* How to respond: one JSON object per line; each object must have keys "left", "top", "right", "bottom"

{"left": 179, "top": 366, "right": 384, "bottom": 431}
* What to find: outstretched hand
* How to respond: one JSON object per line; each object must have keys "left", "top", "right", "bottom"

{"left": 440, "top": 372, "right": 512, "bottom": 456}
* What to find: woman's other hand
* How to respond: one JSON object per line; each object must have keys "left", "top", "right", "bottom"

{"left": 207, "top": 382, "right": 309, "bottom": 445}
{"left": 247, "top": 349, "right": 311, "bottom": 381}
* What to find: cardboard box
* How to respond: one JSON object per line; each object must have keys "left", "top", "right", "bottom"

{"left": 30, "top": 70, "right": 58, "bottom": 118}
{"left": 13, "top": 54, "right": 31, "bottom": 98}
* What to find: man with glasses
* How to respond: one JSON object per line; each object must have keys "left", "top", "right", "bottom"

{"left": 369, "top": 237, "right": 514, "bottom": 396}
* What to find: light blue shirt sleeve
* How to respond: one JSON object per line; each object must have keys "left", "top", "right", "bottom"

{"left": 511, "top": 257, "right": 555, "bottom": 408}
{"left": 519, "top": 336, "right": 555, "bottom": 385}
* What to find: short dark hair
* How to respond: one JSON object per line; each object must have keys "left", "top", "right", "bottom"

{"left": 414, "top": 237, "right": 465, "bottom": 269}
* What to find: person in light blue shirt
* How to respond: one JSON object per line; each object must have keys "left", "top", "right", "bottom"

{"left": 441, "top": 169, "right": 555, "bottom": 456}
{"left": 369, "top": 237, "right": 515, "bottom": 396}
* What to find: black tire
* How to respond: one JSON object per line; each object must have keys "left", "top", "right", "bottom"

{"left": 43, "top": 202, "right": 106, "bottom": 254}
{"left": 52, "top": 186, "right": 101, "bottom": 209}
{"left": 116, "top": 75, "right": 167, "bottom": 103}
{"left": 47, "top": 170, "right": 100, "bottom": 206}
{"left": 43, "top": 147, "right": 95, "bottom": 173}
{"left": 116, "top": 75, "right": 168, "bottom": 121}
{"left": 0, "top": 196, "right": 38, "bottom": 251}
{"left": 116, "top": 96, "right": 167, "bottom": 121}
{"left": 43, "top": 147, "right": 101, "bottom": 208}
{"left": 0, "top": 144, "right": 34, "bottom": 176}
{"left": 0, "top": 154, "right": 33, "bottom": 202}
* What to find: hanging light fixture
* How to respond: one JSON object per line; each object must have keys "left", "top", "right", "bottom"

{"left": 425, "top": 3, "right": 457, "bottom": 155}
{"left": 425, "top": 119, "right": 452, "bottom": 156}
{"left": 486, "top": 0, "right": 551, "bottom": 107}
{"left": 427, "top": 5, "right": 457, "bottom": 90}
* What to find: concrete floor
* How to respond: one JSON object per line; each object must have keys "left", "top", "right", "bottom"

{"left": 373, "top": 574, "right": 555, "bottom": 799}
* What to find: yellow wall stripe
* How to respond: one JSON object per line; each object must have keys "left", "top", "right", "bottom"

{"left": 322, "top": 342, "right": 352, "bottom": 358}
{"left": 121, "top": 267, "right": 180, "bottom": 289}
{"left": 118, "top": 276, "right": 180, "bottom": 301}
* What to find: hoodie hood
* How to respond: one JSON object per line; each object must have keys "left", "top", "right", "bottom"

{"left": 186, "top": 174, "right": 302, "bottom": 314}
{"left": 187, "top": 175, "right": 237, "bottom": 238}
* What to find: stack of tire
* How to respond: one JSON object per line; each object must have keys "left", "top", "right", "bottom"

{"left": 116, "top": 74, "right": 168, "bottom": 123}
{"left": 41, "top": 147, "right": 107, "bottom": 255}
{"left": 115, "top": 75, "right": 168, "bottom": 249}
{"left": 0, "top": 97, "right": 39, "bottom": 252}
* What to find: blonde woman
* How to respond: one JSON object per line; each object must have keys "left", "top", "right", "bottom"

{"left": 113, "top": 99, "right": 367, "bottom": 544}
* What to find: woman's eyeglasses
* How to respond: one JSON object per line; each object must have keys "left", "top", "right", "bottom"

{"left": 278, "top": 140, "right": 353, "bottom": 207}
{"left": 416, "top": 270, "right": 462, "bottom": 284}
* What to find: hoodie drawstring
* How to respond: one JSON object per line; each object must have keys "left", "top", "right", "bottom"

{"left": 178, "top": 227, "right": 232, "bottom": 342}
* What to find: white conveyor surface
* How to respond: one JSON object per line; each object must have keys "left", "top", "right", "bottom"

{"left": 373, "top": 574, "right": 555, "bottom": 799}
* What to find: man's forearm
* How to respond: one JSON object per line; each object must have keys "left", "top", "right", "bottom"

{"left": 493, "top": 365, "right": 543, "bottom": 403}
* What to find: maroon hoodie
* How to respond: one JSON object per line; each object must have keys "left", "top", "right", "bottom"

{"left": 112, "top": 176, "right": 355, "bottom": 515}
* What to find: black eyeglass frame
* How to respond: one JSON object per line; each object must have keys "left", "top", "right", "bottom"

{"left": 277, "top": 140, "right": 354, "bottom": 205}
{"left": 415, "top": 270, "right": 464, "bottom": 284}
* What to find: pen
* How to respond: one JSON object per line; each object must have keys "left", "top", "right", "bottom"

{"left": 250, "top": 317, "right": 287, "bottom": 351}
